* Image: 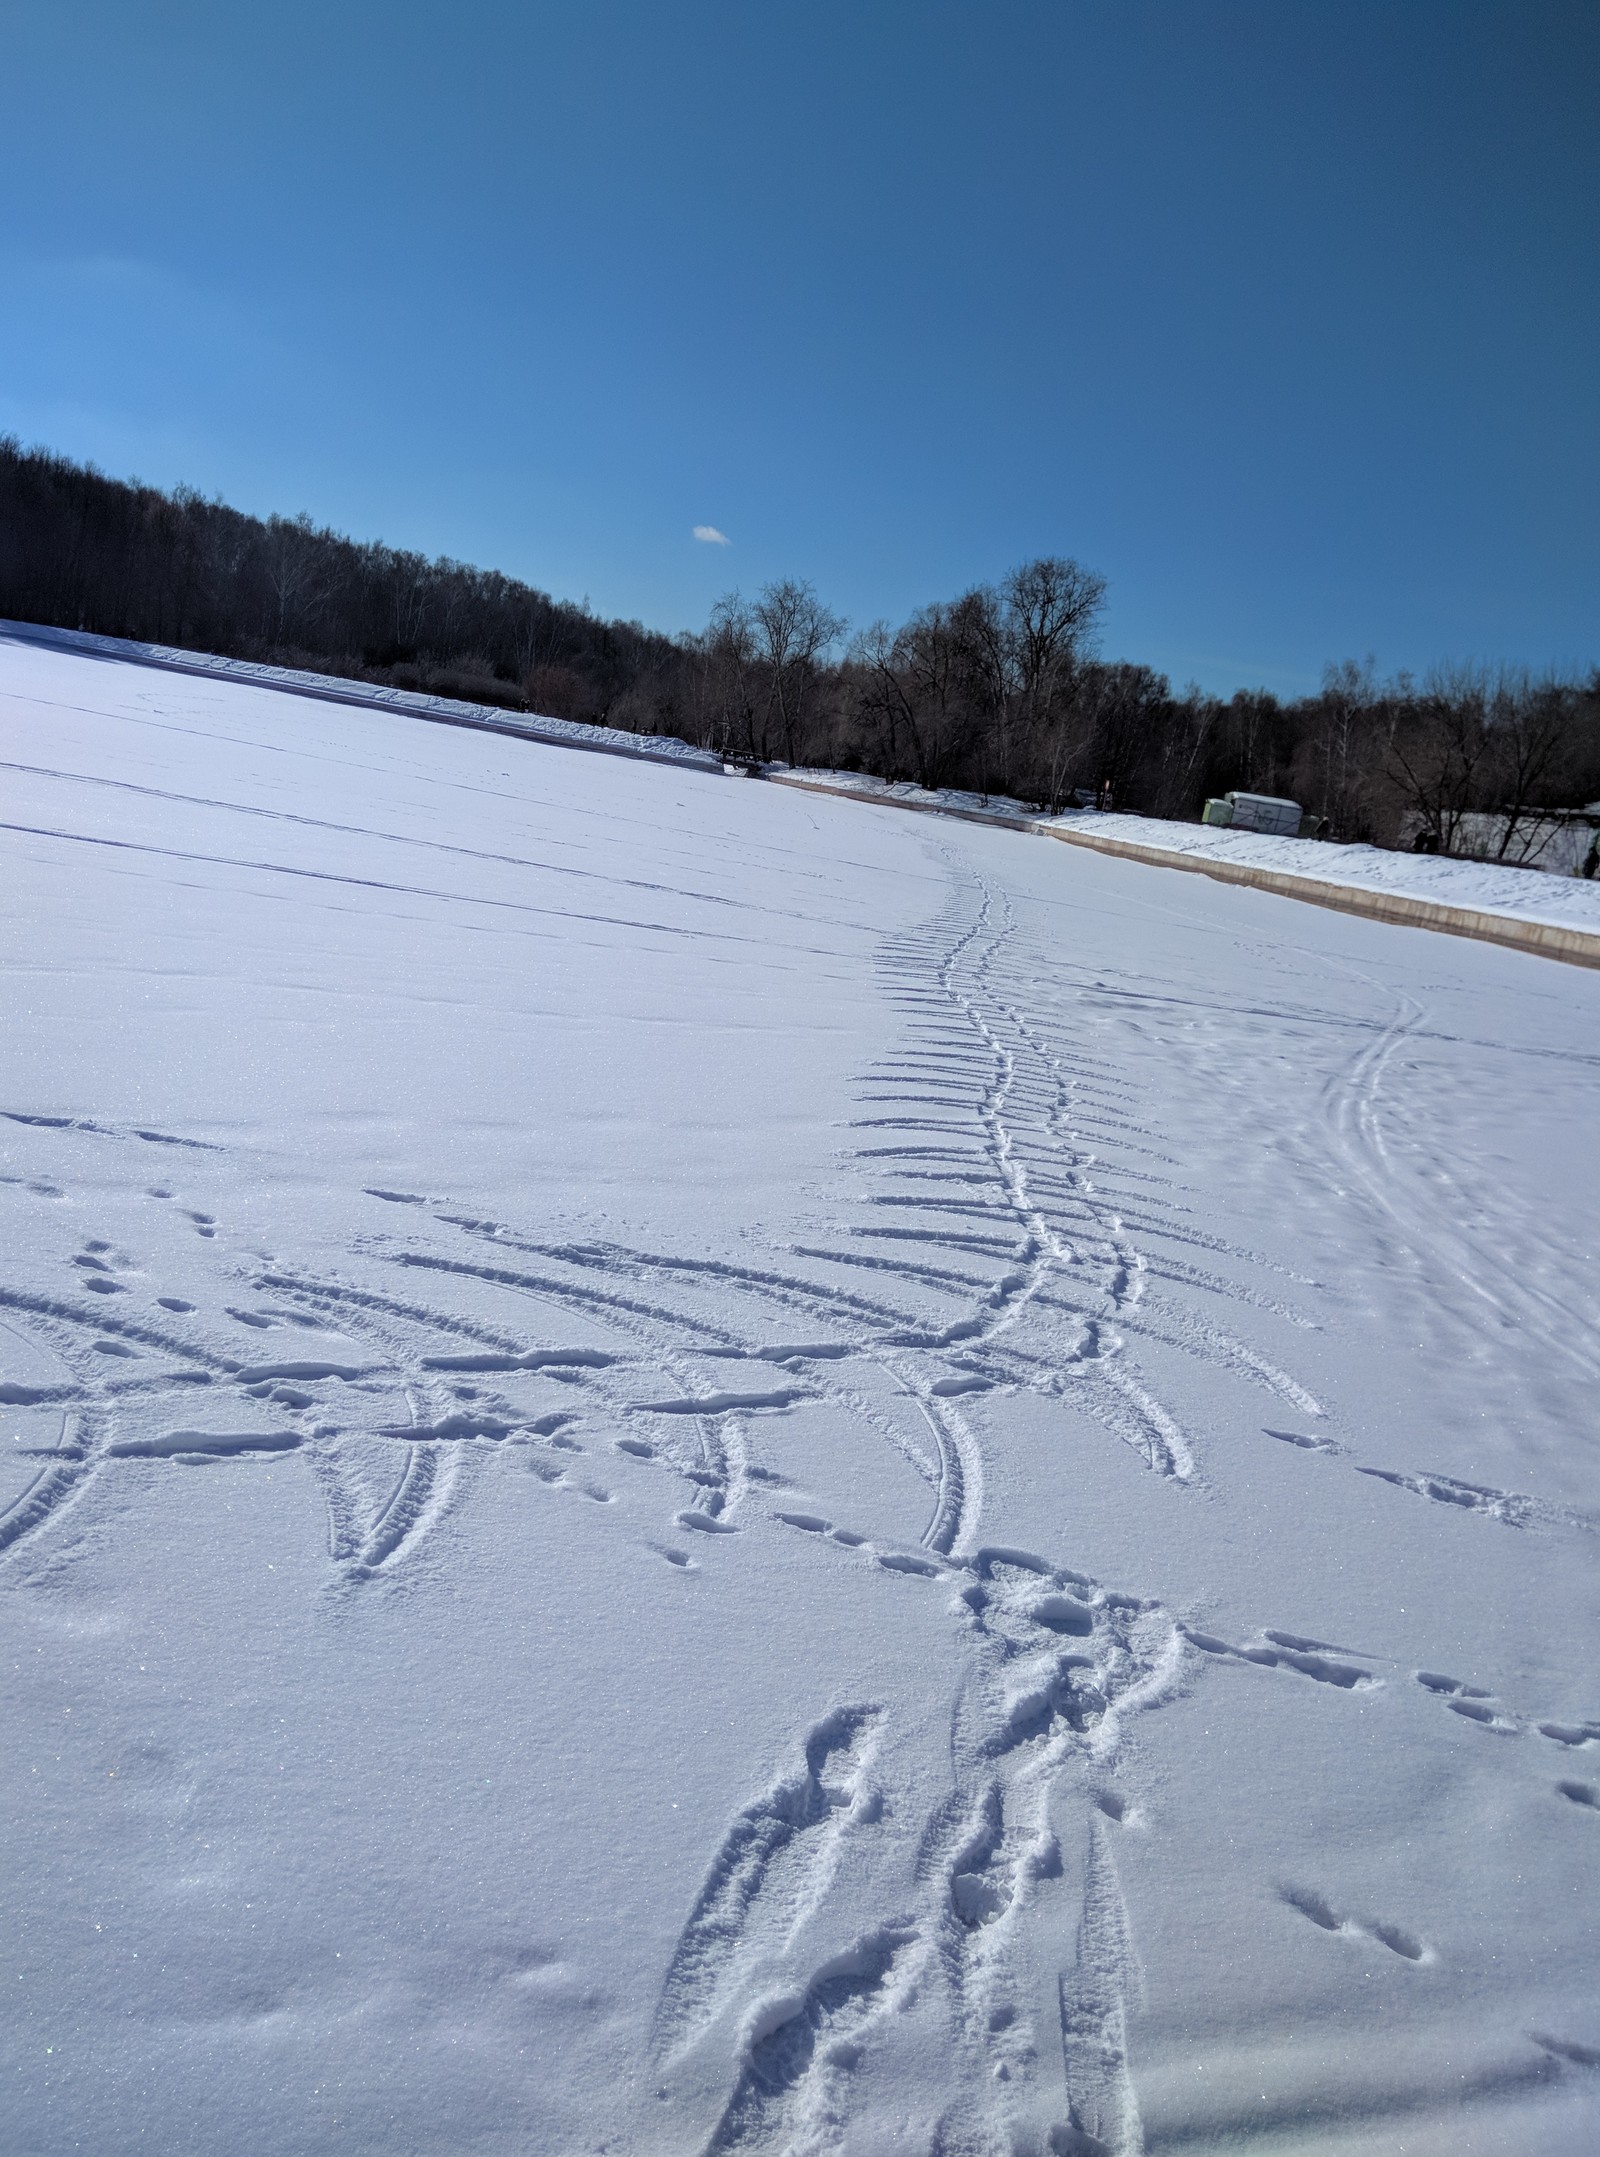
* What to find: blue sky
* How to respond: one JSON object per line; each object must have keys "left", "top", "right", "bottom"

{"left": 1, "top": 1, "right": 1595, "bottom": 695}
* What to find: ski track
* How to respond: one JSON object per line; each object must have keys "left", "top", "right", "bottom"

{"left": 3, "top": 843, "right": 1595, "bottom": 2154}
{"left": 1314, "top": 961, "right": 1600, "bottom": 1388}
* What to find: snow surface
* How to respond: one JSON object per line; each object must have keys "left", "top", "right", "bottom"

{"left": 3, "top": 634, "right": 1599, "bottom": 2157}
{"left": 776, "top": 770, "right": 1600, "bottom": 936}
{"left": 0, "top": 618, "right": 724, "bottom": 774}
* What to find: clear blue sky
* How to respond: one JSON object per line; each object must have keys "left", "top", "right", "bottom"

{"left": 2, "top": 1, "right": 1595, "bottom": 695}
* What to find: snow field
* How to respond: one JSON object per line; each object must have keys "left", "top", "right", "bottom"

{"left": 2, "top": 635, "right": 1598, "bottom": 2156}
{"left": 775, "top": 767, "right": 1600, "bottom": 940}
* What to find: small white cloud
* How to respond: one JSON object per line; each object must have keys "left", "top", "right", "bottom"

{"left": 693, "top": 524, "right": 731, "bottom": 545}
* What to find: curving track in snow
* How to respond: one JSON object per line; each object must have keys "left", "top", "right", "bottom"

{"left": 3, "top": 632, "right": 1598, "bottom": 2156}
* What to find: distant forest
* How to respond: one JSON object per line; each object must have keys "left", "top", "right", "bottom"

{"left": 4, "top": 436, "right": 1597, "bottom": 856}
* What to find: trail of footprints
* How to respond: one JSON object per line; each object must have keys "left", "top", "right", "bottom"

{"left": 1179, "top": 1621, "right": 1598, "bottom": 1793}
{"left": 646, "top": 1540, "right": 1172, "bottom": 2153}
{"left": 4, "top": 862, "right": 1598, "bottom": 2147}
{"left": 1267, "top": 1425, "right": 1593, "bottom": 1538}
{"left": 1, "top": 864, "right": 1511, "bottom": 1592}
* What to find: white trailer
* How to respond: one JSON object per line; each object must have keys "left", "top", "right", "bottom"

{"left": 1204, "top": 790, "right": 1303, "bottom": 835}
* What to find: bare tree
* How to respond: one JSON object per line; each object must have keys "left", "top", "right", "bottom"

{"left": 1075, "top": 663, "right": 1171, "bottom": 809}
{"left": 1004, "top": 558, "right": 1108, "bottom": 807}
{"left": 1216, "top": 689, "right": 1289, "bottom": 797}
{"left": 751, "top": 579, "right": 846, "bottom": 764}
{"left": 262, "top": 513, "right": 336, "bottom": 649}
{"left": 948, "top": 586, "right": 1011, "bottom": 794}
{"left": 680, "top": 593, "right": 762, "bottom": 758}
{"left": 1300, "top": 658, "right": 1381, "bottom": 838}
{"left": 852, "top": 603, "right": 975, "bottom": 789}
{"left": 1381, "top": 664, "right": 1498, "bottom": 853}
{"left": 854, "top": 559, "right": 1105, "bottom": 805}
{"left": 1006, "top": 558, "right": 1106, "bottom": 718}
{"left": 1483, "top": 673, "right": 1583, "bottom": 861}
{"left": 1159, "top": 688, "right": 1221, "bottom": 820}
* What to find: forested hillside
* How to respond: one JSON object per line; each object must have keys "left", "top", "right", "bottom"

{"left": 4, "top": 437, "right": 1596, "bottom": 848}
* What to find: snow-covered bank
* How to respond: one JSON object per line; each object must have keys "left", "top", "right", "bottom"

{"left": 1068, "top": 806, "right": 1600, "bottom": 930}
{"left": 0, "top": 617, "right": 722, "bottom": 773}
{"left": 775, "top": 767, "right": 1600, "bottom": 940}
{"left": 3, "top": 638, "right": 1598, "bottom": 2155}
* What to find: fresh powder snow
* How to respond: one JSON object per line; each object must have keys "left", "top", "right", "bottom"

{"left": 2, "top": 632, "right": 1597, "bottom": 2156}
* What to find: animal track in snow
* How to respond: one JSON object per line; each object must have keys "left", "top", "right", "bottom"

{"left": 1265, "top": 1426, "right": 1343, "bottom": 1455}
{"left": 0, "top": 1380, "right": 74, "bottom": 1406}
{"left": 1532, "top": 2034, "right": 1600, "bottom": 2069}
{"left": 235, "top": 1359, "right": 373, "bottom": 1384}
{"left": 1444, "top": 1697, "right": 1521, "bottom": 1734}
{"left": 3, "top": 1110, "right": 221, "bottom": 1151}
{"left": 633, "top": 1388, "right": 808, "bottom": 1417}
{"left": 1355, "top": 1464, "right": 1539, "bottom": 1529}
{"left": 71, "top": 1241, "right": 129, "bottom": 1294}
{"left": 938, "top": 1776, "right": 1064, "bottom": 1960}
{"left": 1280, "top": 1886, "right": 1430, "bottom": 1962}
{"left": 772, "top": 1506, "right": 957, "bottom": 1580}
{"left": 108, "top": 1428, "right": 301, "bottom": 1461}
{"left": 1415, "top": 1671, "right": 1492, "bottom": 1698}
{"left": 1415, "top": 1672, "right": 1600, "bottom": 1749}
{"left": 421, "top": 1347, "right": 614, "bottom": 1373}
{"left": 0, "top": 1262, "right": 269, "bottom": 1561}
{"left": 382, "top": 1410, "right": 527, "bottom": 1443}
{"left": 1181, "top": 1625, "right": 1377, "bottom": 1693}
{"left": 1267, "top": 1429, "right": 1586, "bottom": 1542}
{"left": 677, "top": 1508, "right": 737, "bottom": 1534}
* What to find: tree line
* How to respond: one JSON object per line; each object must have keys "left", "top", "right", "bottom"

{"left": 0, "top": 437, "right": 675, "bottom": 721}
{"left": 4, "top": 436, "right": 1596, "bottom": 856}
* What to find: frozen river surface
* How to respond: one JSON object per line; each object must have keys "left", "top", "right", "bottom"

{"left": 2, "top": 636, "right": 1598, "bottom": 2156}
